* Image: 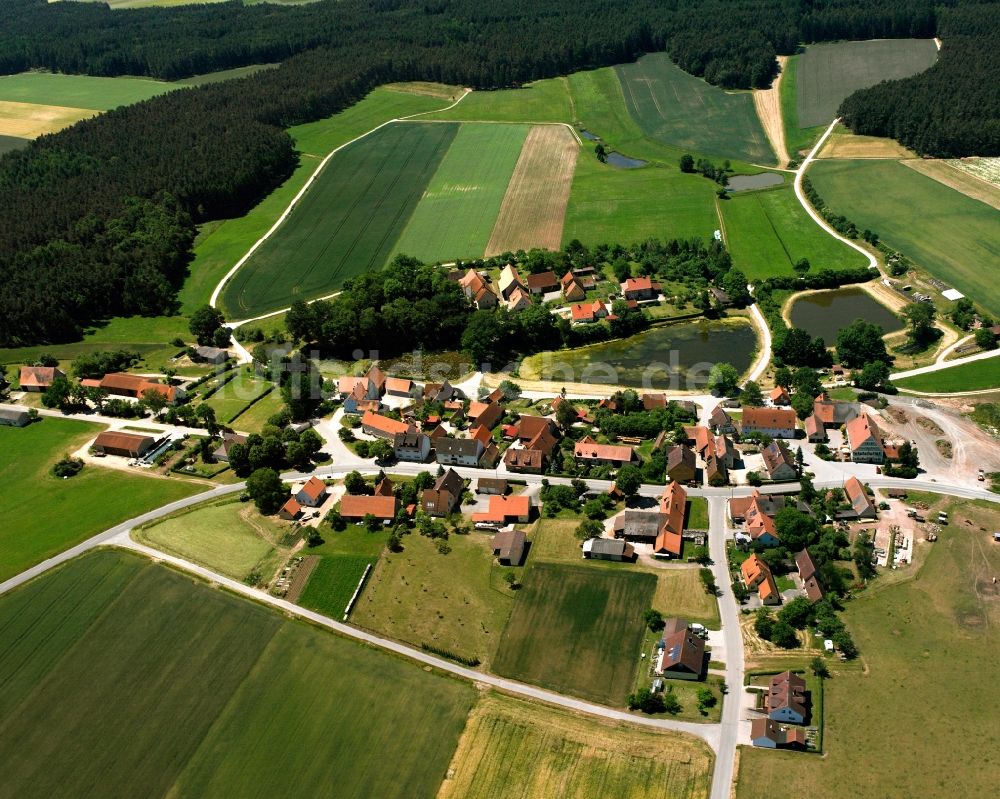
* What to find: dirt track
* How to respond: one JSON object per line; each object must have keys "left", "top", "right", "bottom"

{"left": 485, "top": 124, "right": 578, "bottom": 256}
{"left": 752, "top": 56, "right": 789, "bottom": 168}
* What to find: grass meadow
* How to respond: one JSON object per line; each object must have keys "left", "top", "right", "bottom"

{"left": 299, "top": 553, "right": 375, "bottom": 618}
{"left": 721, "top": 185, "right": 867, "bottom": 279}
{"left": 0, "top": 550, "right": 475, "bottom": 798}
{"left": 203, "top": 369, "right": 274, "bottom": 423}
{"left": 0, "top": 418, "right": 203, "bottom": 583}
{"left": 778, "top": 54, "right": 826, "bottom": 160}
{"left": 809, "top": 159, "right": 1000, "bottom": 317}
{"left": 439, "top": 692, "right": 713, "bottom": 799}
{"left": 651, "top": 569, "right": 721, "bottom": 629}
{"left": 615, "top": 53, "right": 775, "bottom": 165}
{"left": 393, "top": 122, "right": 529, "bottom": 261}
{"left": 0, "top": 71, "right": 172, "bottom": 111}
{"left": 895, "top": 356, "right": 1000, "bottom": 393}
{"left": 736, "top": 497, "right": 1000, "bottom": 799}
{"left": 493, "top": 562, "right": 656, "bottom": 706}
{"left": 424, "top": 76, "right": 575, "bottom": 123}
{"left": 220, "top": 121, "right": 457, "bottom": 317}
{"left": 229, "top": 387, "right": 287, "bottom": 433}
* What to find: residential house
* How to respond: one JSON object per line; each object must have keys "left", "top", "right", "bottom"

{"left": 504, "top": 448, "right": 544, "bottom": 474}
{"left": 295, "top": 476, "right": 327, "bottom": 508}
{"left": 361, "top": 411, "right": 414, "bottom": 439}
{"left": 393, "top": 431, "right": 431, "bottom": 462}
{"left": 762, "top": 441, "right": 798, "bottom": 482}
{"left": 795, "top": 549, "right": 825, "bottom": 603}
{"left": 0, "top": 405, "right": 30, "bottom": 427}
{"left": 458, "top": 269, "right": 499, "bottom": 310}
{"left": 365, "top": 365, "right": 387, "bottom": 397}
{"left": 583, "top": 537, "right": 635, "bottom": 561}
{"left": 526, "top": 271, "right": 559, "bottom": 295}
{"left": 741, "top": 407, "right": 798, "bottom": 438}
{"left": 506, "top": 286, "right": 532, "bottom": 312}
{"left": 491, "top": 529, "right": 526, "bottom": 565}
{"left": 468, "top": 401, "right": 503, "bottom": 431}
{"left": 516, "top": 414, "right": 556, "bottom": 443}
{"left": 709, "top": 405, "right": 738, "bottom": 435}
{"left": 705, "top": 454, "right": 728, "bottom": 487}
{"left": 474, "top": 495, "right": 532, "bottom": 526}
{"left": 769, "top": 386, "right": 791, "bottom": 406}
{"left": 423, "top": 380, "right": 456, "bottom": 403}
{"left": 278, "top": 497, "right": 302, "bottom": 521}
{"left": 804, "top": 413, "right": 827, "bottom": 443}
{"left": 435, "top": 437, "right": 483, "bottom": 467}
{"left": 469, "top": 424, "right": 493, "bottom": 447}
{"left": 657, "top": 625, "right": 705, "bottom": 680}
{"left": 621, "top": 276, "right": 656, "bottom": 301}
{"left": 767, "top": 671, "right": 809, "bottom": 724}
{"left": 421, "top": 468, "right": 464, "bottom": 517}
{"left": 474, "top": 477, "right": 507, "bottom": 495}
{"left": 561, "top": 270, "right": 587, "bottom": 302}
{"left": 709, "top": 286, "right": 731, "bottom": 307}
{"left": 685, "top": 424, "right": 713, "bottom": 456}
{"left": 842, "top": 475, "right": 877, "bottom": 519}
{"left": 212, "top": 432, "right": 247, "bottom": 462}
{"left": 340, "top": 494, "right": 399, "bottom": 523}
{"left": 498, "top": 264, "right": 527, "bottom": 301}
{"left": 385, "top": 377, "right": 416, "bottom": 399}
{"left": 574, "top": 435, "right": 634, "bottom": 467}
{"left": 193, "top": 346, "right": 229, "bottom": 364}
{"left": 713, "top": 435, "right": 738, "bottom": 469}
{"left": 845, "top": 413, "right": 886, "bottom": 464}
{"left": 374, "top": 476, "right": 394, "bottom": 497}
{"left": 813, "top": 392, "right": 860, "bottom": 428}
{"left": 92, "top": 431, "right": 157, "bottom": 458}
{"left": 641, "top": 393, "right": 667, "bottom": 410}
{"left": 99, "top": 373, "right": 180, "bottom": 404}
{"left": 746, "top": 504, "right": 780, "bottom": 547}
{"left": 741, "top": 553, "right": 781, "bottom": 605}
{"left": 729, "top": 490, "right": 783, "bottom": 523}
{"left": 666, "top": 445, "right": 697, "bottom": 483}
{"left": 654, "top": 482, "right": 687, "bottom": 558}
{"left": 18, "top": 365, "right": 64, "bottom": 392}
{"left": 750, "top": 718, "right": 807, "bottom": 750}
{"left": 570, "top": 300, "right": 607, "bottom": 324}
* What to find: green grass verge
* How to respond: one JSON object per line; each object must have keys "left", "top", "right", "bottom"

{"left": 393, "top": 122, "right": 529, "bottom": 261}
{"left": 0, "top": 550, "right": 474, "bottom": 798}
{"left": 895, "top": 356, "right": 1000, "bottom": 393}
{"left": 808, "top": 159, "right": 1000, "bottom": 317}
{"left": 721, "top": 185, "right": 868, "bottom": 279}
{"left": 493, "top": 562, "right": 655, "bottom": 706}
{"left": 219, "top": 121, "right": 457, "bottom": 317}
{"left": 615, "top": 53, "right": 775, "bottom": 165}
{"left": 0, "top": 418, "right": 203, "bottom": 582}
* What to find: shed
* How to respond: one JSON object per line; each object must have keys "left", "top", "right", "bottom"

{"left": 0, "top": 405, "right": 30, "bottom": 427}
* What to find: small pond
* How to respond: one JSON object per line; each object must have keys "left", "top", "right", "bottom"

{"left": 606, "top": 151, "right": 647, "bottom": 169}
{"left": 727, "top": 172, "right": 784, "bottom": 191}
{"left": 579, "top": 128, "right": 601, "bottom": 141}
{"left": 789, "top": 287, "right": 904, "bottom": 341}
{"left": 522, "top": 318, "right": 757, "bottom": 390}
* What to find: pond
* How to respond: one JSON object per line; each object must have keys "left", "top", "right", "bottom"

{"left": 606, "top": 151, "right": 647, "bottom": 169}
{"left": 727, "top": 172, "right": 784, "bottom": 191}
{"left": 579, "top": 128, "right": 601, "bottom": 141}
{"left": 520, "top": 318, "right": 757, "bottom": 390}
{"left": 789, "top": 287, "right": 903, "bottom": 341}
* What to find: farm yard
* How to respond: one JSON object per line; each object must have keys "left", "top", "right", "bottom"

{"left": 615, "top": 53, "right": 775, "bottom": 165}
{"left": 0, "top": 419, "right": 203, "bottom": 583}
{"left": 808, "top": 159, "right": 1000, "bottom": 317}
{"left": 736, "top": 497, "right": 1000, "bottom": 799}
{"left": 721, "top": 185, "right": 868, "bottom": 279}
{"left": 0, "top": 550, "right": 474, "bottom": 798}
{"left": 493, "top": 562, "right": 656, "bottom": 706}
{"left": 438, "top": 693, "right": 713, "bottom": 799}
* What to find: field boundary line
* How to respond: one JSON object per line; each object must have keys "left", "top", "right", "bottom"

{"left": 210, "top": 88, "right": 472, "bottom": 314}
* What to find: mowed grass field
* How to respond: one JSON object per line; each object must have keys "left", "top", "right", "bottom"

{"left": 493, "top": 562, "right": 656, "bottom": 706}
{"left": 808, "top": 159, "right": 1000, "bottom": 316}
{"left": 652, "top": 568, "right": 721, "bottom": 629}
{"left": 736, "top": 498, "right": 1000, "bottom": 799}
{"left": 393, "top": 122, "right": 529, "bottom": 261}
{"left": 721, "top": 185, "right": 867, "bottom": 279}
{"left": 779, "top": 54, "right": 829, "bottom": 159}
{"left": 795, "top": 39, "right": 938, "bottom": 128}
{"left": 0, "top": 550, "right": 475, "bottom": 798}
{"left": 0, "top": 71, "right": 173, "bottom": 111}
{"left": 298, "top": 525, "right": 388, "bottom": 618}
{"left": 221, "top": 121, "right": 458, "bottom": 317}
{"left": 0, "top": 418, "right": 203, "bottom": 583}
{"left": 895, "top": 355, "right": 1000, "bottom": 393}
{"left": 439, "top": 693, "right": 713, "bottom": 799}
{"left": 615, "top": 53, "right": 775, "bottom": 165}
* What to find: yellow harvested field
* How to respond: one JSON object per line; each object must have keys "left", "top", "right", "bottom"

{"left": 437, "top": 693, "right": 713, "bottom": 799}
{"left": 485, "top": 124, "right": 578, "bottom": 256}
{"left": 0, "top": 100, "right": 97, "bottom": 138}
{"left": 901, "top": 158, "right": 1000, "bottom": 211}
{"left": 753, "top": 55, "right": 790, "bottom": 168}
{"left": 818, "top": 128, "right": 916, "bottom": 159}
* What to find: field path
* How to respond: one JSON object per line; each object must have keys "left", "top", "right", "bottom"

{"left": 890, "top": 346, "right": 1000, "bottom": 382}
{"left": 753, "top": 56, "right": 790, "bottom": 168}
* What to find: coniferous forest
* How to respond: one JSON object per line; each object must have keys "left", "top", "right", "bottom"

{"left": 0, "top": 0, "right": 995, "bottom": 346}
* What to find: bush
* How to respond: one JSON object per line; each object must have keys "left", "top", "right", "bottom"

{"left": 627, "top": 687, "right": 666, "bottom": 714}
{"left": 643, "top": 609, "right": 665, "bottom": 631}
{"left": 51, "top": 456, "right": 84, "bottom": 478}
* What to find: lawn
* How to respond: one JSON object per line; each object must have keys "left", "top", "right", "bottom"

{"left": 687, "top": 497, "right": 708, "bottom": 529}
{"left": 808, "top": 159, "right": 1000, "bottom": 317}
{"left": 351, "top": 532, "right": 515, "bottom": 668}
{"left": 721, "top": 185, "right": 868, "bottom": 279}
{"left": 0, "top": 71, "right": 172, "bottom": 111}
{"left": 615, "top": 53, "right": 775, "bottom": 165}
{"left": 778, "top": 54, "right": 826, "bottom": 160}
{"left": 134, "top": 497, "right": 293, "bottom": 582}
{"left": 0, "top": 418, "right": 203, "bottom": 583}
{"left": 795, "top": 39, "right": 938, "bottom": 128}
{"left": 894, "top": 356, "right": 1000, "bottom": 394}
{"left": 651, "top": 568, "right": 720, "bottom": 629}
{"left": 392, "top": 122, "right": 529, "bottom": 261}
{"left": 219, "top": 121, "right": 457, "bottom": 317}
{"left": 736, "top": 497, "right": 1000, "bottom": 799}
{"left": 298, "top": 554, "right": 375, "bottom": 618}
{"left": 229, "top": 386, "right": 287, "bottom": 433}
{"left": 493, "top": 562, "right": 656, "bottom": 706}
{"left": 203, "top": 369, "right": 275, "bottom": 423}
{"left": 439, "top": 692, "right": 713, "bottom": 799}
{"left": 0, "top": 550, "right": 475, "bottom": 798}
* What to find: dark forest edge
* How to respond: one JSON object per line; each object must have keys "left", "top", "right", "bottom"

{"left": 0, "top": 0, "right": 994, "bottom": 347}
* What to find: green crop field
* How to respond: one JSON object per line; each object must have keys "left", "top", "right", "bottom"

{"left": 795, "top": 39, "right": 938, "bottom": 128}
{"left": 809, "top": 159, "right": 1000, "bottom": 316}
{"left": 300, "top": 553, "right": 376, "bottom": 618}
{"left": 737, "top": 497, "right": 1000, "bottom": 799}
{"left": 779, "top": 54, "right": 826, "bottom": 160}
{"left": 393, "top": 123, "right": 528, "bottom": 261}
{"left": 0, "top": 133, "right": 27, "bottom": 154}
{"left": 0, "top": 550, "right": 474, "bottom": 798}
{"left": 895, "top": 356, "right": 1000, "bottom": 393}
{"left": 493, "top": 562, "right": 656, "bottom": 706}
{"left": 220, "top": 121, "right": 457, "bottom": 317}
{"left": 0, "top": 71, "right": 173, "bottom": 111}
{"left": 0, "top": 418, "right": 202, "bottom": 583}
{"left": 615, "top": 53, "right": 775, "bottom": 165}
{"left": 721, "top": 186, "right": 868, "bottom": 279}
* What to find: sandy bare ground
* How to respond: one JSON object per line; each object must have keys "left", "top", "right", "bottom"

{"left": 752, "top": 55, "right": 789, "bottom": 168}
{"left": 0, "top": 100, "right": 97, "bottom": 138}
{"left": 818, "top": 127, "right": 916, "bottom": 159}
{"left": 901, "top": 159, "right": 1000, "bottom": 210}
{"left": 485, "top": 124, "right": 578, "bottom": 256}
